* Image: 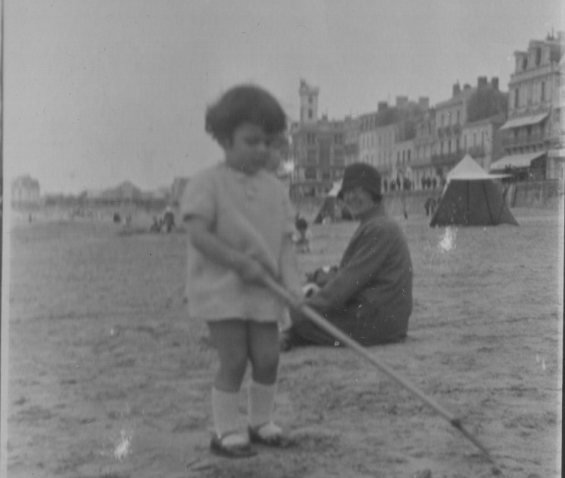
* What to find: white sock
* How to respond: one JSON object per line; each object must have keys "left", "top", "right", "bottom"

{"left": 248, "top": 380, "right": 276, "bottom": 428}
{"left": 211, "top": 387, "right": 241, "bottom": 437}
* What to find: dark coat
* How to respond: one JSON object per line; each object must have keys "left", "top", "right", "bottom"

{"left": 290, "top": 203, "right": 413, "bottom": 346}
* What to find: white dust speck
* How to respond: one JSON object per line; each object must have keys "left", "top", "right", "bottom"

{"left": 542, "top": 359, "right": 546, "bottom": 371}
{"left": 114, "top": 429, "right": 132, "bottom": 461}
{"left": 438, "top": 227, "right": 457, "bottom": 252}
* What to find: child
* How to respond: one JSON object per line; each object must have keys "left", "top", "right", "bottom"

{"left": 181, "top": 85, "right": 301, "bottom": 458}
{"left": 293, "top": 213, "right": 311, "bottom": 253}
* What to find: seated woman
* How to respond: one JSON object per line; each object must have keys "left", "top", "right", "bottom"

{"left": 282, "top": 163, "right": 413, "bottom": 348}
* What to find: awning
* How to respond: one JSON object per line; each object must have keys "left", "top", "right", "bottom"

{"left": 499, "top": 113, "right": 548, "bottom": 130}
{"left": 548, "top": 148, "right": 565, "bottom": 158}
{"left": 489, "top": 151, "right": 545, "bottom": 171}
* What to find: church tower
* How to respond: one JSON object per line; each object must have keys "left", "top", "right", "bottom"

{"left": 299, "top": 79, "right": 319, "bottom": 124}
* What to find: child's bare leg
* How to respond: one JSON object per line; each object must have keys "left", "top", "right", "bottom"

{"left": 247, "top": 322, "right": 280, "bottom": 431}
{"left": 207, "top": 320, "right": 249, "bottom": 443}
{"left": 248, "top": 321, "right": 279, "bottom": 385}
{"left": 208, "top": 319, "right": 249, "bottom": 392}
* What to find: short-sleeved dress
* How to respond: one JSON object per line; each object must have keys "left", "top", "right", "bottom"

{"left": 181, "top": 163, "right": 295, "bottom": 323}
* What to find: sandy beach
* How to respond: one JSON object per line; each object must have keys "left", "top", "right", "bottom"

{"left": 6, "top": 206, "right": 562, "bottom": 478}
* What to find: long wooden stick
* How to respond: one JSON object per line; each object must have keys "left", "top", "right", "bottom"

{"left": 264, "top": 276, "right": 497, "bottom": 466}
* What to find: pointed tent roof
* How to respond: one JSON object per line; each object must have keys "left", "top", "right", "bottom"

{"left": 327, "top": 181, "right": 342, "bottom": 197}
{"left": 446, "top": 155, "right": 509, "bottom": 182}
{"left": 431, "top": 155, "right": 518, "bottom": 227}
{"left": 313, "top": 181, "right": 353, "bottom": 224}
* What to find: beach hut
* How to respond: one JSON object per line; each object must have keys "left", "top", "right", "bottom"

{"left": 313, "top": 181, "right": 353, "bottom": 224}
{"left": 430, "top": 155, "right": 518, "bottom": 227}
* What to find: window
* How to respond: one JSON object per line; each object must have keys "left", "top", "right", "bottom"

{"left": 515, "top": 88, "right": 519, "bottom": 108}
{"left": 541, "top": 82, "right": 545, "bottom": 101}
{"left": 308, "top": 109, "right": 313, "bottom": 119}
{"left": 536, "top": 48, "right": 541, "bottom": 66}
{"left": 305, "top": 168, "right": 316, "bottom": 179}
{"left": 309, "top": 95, "right": 313, "bottom": 104}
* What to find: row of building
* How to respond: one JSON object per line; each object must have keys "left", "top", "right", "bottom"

{"left": 286, "top": 32, "right": 564, "bottom": 198}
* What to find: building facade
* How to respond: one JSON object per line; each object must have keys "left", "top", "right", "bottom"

{"left": 432, "top": 82, "right": 473, "bottom": 179}
{"left": 11, "top": 175, "right": 40, "bottom": 207}
{"left": 392, "top": 138, "right": 415, "bottom": 189}
{"left": 462, "top": 114, "right": 506, "bottom": 171}
{"left": 358, "top": 110, "right": 379, "bottom": 165}
{"left": 343, "top": 116, "right": 360, "bottom": 166}
{"left": 290, "top": 80, "right": 347, "bottom": 197}
{"left": 412, "top": 108, "right": 437, "bottom": 189}
{"left": 493, "top": 33, "right": 564, "bottom": 179}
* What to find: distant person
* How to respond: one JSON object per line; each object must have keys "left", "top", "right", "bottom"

{"left": 294, "top": 213, "right": 311, "bottom": 253}
{"left": 150, "top": 216, "right": 162, "bottom": 233}
{"left": 181, "top": 84, "right": 301, "bottom": 458}
{"left": 424, "top": 197, "right": 432, "bottom": 216}
{"left": 281, "top": 163, "right": 413, "bottom": 349}
{"left": 430, "top": 197, "right": 437, "bottom": 215}
{"left": 163, "top": 206, "right": 175, "bottom": 233}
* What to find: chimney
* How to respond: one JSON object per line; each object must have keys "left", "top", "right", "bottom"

{"left": 452, "top": 83, "right": 461, "bottom": 97}
{"left": 395, "top": 96, "right": 408, "bottom": 109}
{"left": 477, "top": 76, "right": 488, "bottom": 88}
{"left": 378, "top": 101, "right": 388, "bottom": 112}
{"left": 491, "top": 77, "right": 499, "bottom": 90}
{"left": 418, "top": 97, "right": 429, "bottom": 110}
{"left": 464, "top": 84, "right": 471, "bottom": 90}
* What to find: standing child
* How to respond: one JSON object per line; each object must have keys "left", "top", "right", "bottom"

{"left": 181, "top": 85, "right": 301, "bottom": 458}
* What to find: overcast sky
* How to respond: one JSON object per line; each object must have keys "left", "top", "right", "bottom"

{"left": 4, "top": 0, "right": 563, "bottom": 194}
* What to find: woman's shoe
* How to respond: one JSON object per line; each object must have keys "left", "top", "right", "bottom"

{"left": 209, "top": 431, "right": 257, "bottom": 458}
{"left": 248, "top": 422, "right": 294, "bottom": 448}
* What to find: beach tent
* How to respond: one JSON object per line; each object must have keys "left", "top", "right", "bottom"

{"left": 430, "top": 155, "right": 519, "bottom": 227}
{"left": 313, "top": 181, "right": 353, "bottom": 224}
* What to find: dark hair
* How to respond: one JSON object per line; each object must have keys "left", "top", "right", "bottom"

{"left": 205, "top": 85, "right": 287, "bottom": 144}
